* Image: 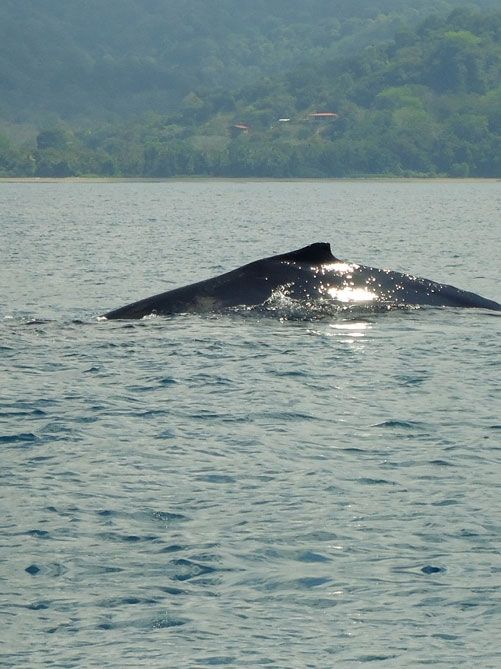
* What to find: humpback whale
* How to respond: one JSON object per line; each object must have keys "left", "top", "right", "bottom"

{"left": 102, "top": 242, "right": 501, "bottom": 319}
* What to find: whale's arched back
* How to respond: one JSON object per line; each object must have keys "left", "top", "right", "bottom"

{"left": 102, "top": 243, "right": 501, "bottom": 319}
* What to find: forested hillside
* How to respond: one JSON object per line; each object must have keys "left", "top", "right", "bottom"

{"left": 0, "top": 4, "right": 500, "bottom": 177}
{"left": 0, "top": 0, "right": 498, "bottom": 126}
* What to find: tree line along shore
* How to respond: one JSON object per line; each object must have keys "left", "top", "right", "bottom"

{"left": 0, "top": 7, "right": 499, "bottom": 179}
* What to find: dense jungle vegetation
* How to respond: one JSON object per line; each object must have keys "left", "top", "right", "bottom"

{"left": 0, "top": 3, "right": 500, "bottom": 177}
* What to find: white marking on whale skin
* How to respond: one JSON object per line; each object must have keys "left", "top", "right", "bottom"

{"left": 194, "top": 296, "right": 218, "bottom": 311}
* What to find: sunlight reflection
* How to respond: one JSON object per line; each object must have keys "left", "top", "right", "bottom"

{"left": 327, "top": 286, "right": 377, "bottom": 303}
{"left": 329, "top": 322, "right": 371, "bottom": 330}
{"left": 321, "top": 262, "right": 359, "bottom": 273}
{"left": 329, "top": 321, "right": 372, "bottom": 338}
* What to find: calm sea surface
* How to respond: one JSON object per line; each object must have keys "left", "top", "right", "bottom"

{"left": 1, "top": 180, "right": 500, "bottom": 668}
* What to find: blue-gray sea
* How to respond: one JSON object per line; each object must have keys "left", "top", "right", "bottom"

{"left": 1, "top": 180, "right": 500, "bottom": 669}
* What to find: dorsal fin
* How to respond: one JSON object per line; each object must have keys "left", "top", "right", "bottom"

{"left": 277, "top": 242, "right": 338, "bottom": 264}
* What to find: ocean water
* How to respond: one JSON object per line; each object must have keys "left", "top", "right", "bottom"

{"left": 1, "top": 179, "right": 500, "bottom": 668}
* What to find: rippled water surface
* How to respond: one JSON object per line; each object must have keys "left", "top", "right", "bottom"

{"left": 1, "top": 180, "right": 500, "bottom": 668}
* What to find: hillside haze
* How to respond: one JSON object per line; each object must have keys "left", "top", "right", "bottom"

{"left": 0, "top": 2, "right": 499, "bottom": 178}
{"left": 0, "top": 0, "right": 499, "bottom": 125}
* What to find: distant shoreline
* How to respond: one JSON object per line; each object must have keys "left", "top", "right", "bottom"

{"left": 1, "top": 176, "right": 500, "bottom": 184}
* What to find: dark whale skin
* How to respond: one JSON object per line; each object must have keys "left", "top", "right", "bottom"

{"left": 103, "top": 243, "right": 501, "bottom": 319}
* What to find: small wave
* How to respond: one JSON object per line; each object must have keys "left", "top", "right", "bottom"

{"left": 194, "top": 657, "right": 236, "bottom": 666}
{"left": 169, "top": 558, "right": 218, "bottom": 582}
{"left": 24, "top": 529, "right": 51, "bottom": 539}
{"left": 356, "top": 477, "right": 399, "bottom": 486}
{"left": 98, "top": 595, "right": 160, "bottom": 608}
{"left": 25, "top": 562, "right": 67, "bottom": 577}
{"left": 372, "top": 419, "right": 427, "bottom": 429}
{"left": 1, "top": 408, "right": 46, "bottom": 417}
{"left": 24, "top": 318, "right": 53, "bottom": 326}
{"left": 97, "top": 532, "right": 161, "bottom": 543}
{"left": 195, "top": 473, "right": 237, "bottom": 484}
{"left": 0, "top": 432, "right": 39, "bottom": 445}
{"left": 96, "top": 612, "right": 187, "bottom": 631}
{"left": 421, "top": 565, "right": 447, "bottom": 575}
